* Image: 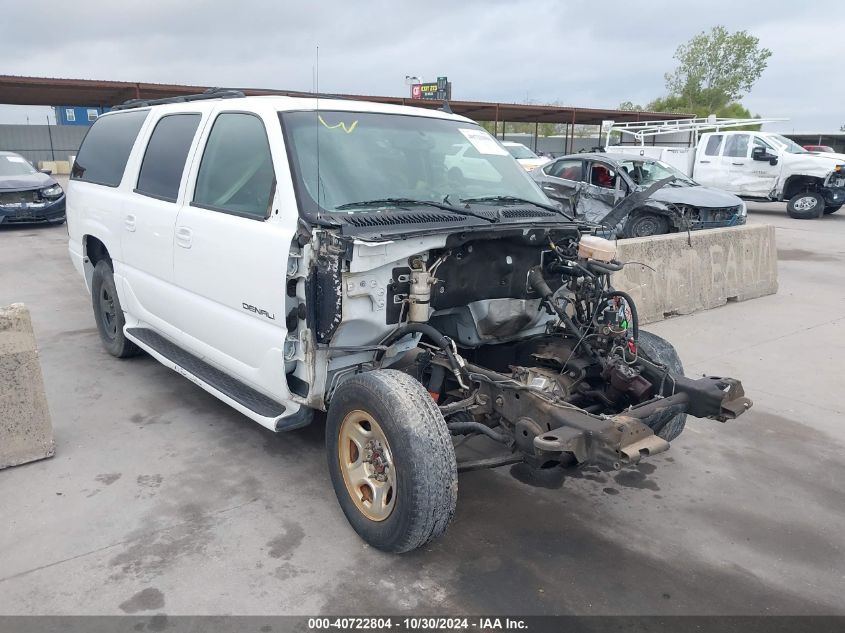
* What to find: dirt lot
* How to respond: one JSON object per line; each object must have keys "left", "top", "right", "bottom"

{"left": 0, "top": 202, "right": 843, "bottom": 615}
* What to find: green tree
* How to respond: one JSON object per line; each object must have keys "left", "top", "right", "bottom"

{"left": 664, "top": 25, "right": 772, "bottom": 114}
{"left": 617, "top": 101, "right": 644, "bottom": 111}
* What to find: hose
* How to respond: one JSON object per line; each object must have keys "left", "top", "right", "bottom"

{"left": 602, "top": 290, "right": 639, "bottom": 341}
{"left": 376, "top": 323, "right": 469, "bottom": 387}
{"left": 446, "top": 421, "right": 510, "bottom": 444}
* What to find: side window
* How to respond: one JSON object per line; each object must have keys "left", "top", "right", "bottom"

{"left": 71, "top": 110, "right": 149, "bottom": 187}
{"left": 589, "top": 162, "right": 616, "bottom": 189}
{"left": 724, "top": 134, "right": 750, "bottom": 158}
{"left": 136, "top": 114, "right": 202, "bottom": 202}
{"left": 753, "top": 136, "right": 774, "bottom": 152}
{"left": 546, "top": 159, "right": 583, "bottom": 181}
{"left": 704, "top": 135, "right": 723, "bottom": 156}
{"left": 193, "top": 113, "right": 275, "bottom": 219}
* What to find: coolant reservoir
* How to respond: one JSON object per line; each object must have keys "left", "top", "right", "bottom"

{"left": 578, "top": 235, "right": 617, "bottom": 262}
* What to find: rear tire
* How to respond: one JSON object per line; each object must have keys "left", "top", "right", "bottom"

{"left": 326, "top": 370, "right": 457, "bottom": 553}
{"left": 622, "top": 212, "right": 670, "bottom": 238}
{"left": 91, "top": 260, "right": 141, "bottom": 358}
{"left": 823, "top": 204, "right": 842, "bottom": 215}
{"left": 787, "top": 192, "right": 824, "bottom": 219}
{"left": 636, "top": 331, "right": 687, "bottom": 441}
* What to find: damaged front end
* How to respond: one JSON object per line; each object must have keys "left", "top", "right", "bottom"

{"left": 317, "top": 217, "right": 752, "bottom": 474}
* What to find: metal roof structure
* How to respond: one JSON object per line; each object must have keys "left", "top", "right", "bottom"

{"left": 0, "top": 75, "right": 692, "bottom": 126}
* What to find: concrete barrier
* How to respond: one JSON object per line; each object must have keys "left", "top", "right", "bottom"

{"left": 612, "top": 224, "right": 778, "bottom": 324}
{"left": 1, "top": 304, "right": 55, "bottom": 470}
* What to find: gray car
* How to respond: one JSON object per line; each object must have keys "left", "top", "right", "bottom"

{"left": 532, "top": 153, "right": 747, "bottom": 237}
{"left": 0, "top": 151, "right": 66, "bottom": 226}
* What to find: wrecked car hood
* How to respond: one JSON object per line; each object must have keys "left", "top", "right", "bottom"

{"left": 0, "top": 171, "right": 54, "bottom": 191}
{"left": 645, "top": 184, "right": 743, "bottom": 208}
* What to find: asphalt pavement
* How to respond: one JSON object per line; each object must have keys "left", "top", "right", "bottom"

{"left": 0, "top": 200, "right": 843, "bottom": 615}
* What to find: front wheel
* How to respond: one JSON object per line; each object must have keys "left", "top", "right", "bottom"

{"left": 636, "top": 331, "right": 687, "bottom": 441}
{"left": 823, "top": 204, "right": 842, "bottom": 215}
{"left": 787, "top": 191, "right": 824, "bottom": 219}
{"left": 622, "top": 212, "right": 670, "bottom": 238}
{"left": 326, "top": 370, "right": 457, "bottom": 553}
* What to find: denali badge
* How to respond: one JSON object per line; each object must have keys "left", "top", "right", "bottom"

{"left": 242, "top": 302, "right": 275, "bottom": 320}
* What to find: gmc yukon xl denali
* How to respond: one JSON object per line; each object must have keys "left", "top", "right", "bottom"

{"left": 67, "top": 91, "right": 751, "bottom": 552}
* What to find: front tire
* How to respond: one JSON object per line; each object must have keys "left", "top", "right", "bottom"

{"left": 823, "top": 204, "right": 842, "bottom": 215}
{"left": 787, "top": 191, "right": 824, "bottom": 219}
{"left": 636, "top": 331, "right": 687, "bottom": 441}
{"left": 622, "top": 211, "right": 670, "bottom": 238}
{"left": 326, "top": 370, "right": 457, "bottom": 553}
{"left": 91, "top": 260, "right": 141, "bottom": 358}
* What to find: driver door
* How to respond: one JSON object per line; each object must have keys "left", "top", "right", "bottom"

{"left": 579, "top": 161, "right": 627, "bottom": 222}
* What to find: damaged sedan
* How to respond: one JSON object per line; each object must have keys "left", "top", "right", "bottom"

{"left": 533, "top": 153, "right": 747, "bottom": 237}
{"left": 68, "top": 95, "right": 751, "bottom": 554}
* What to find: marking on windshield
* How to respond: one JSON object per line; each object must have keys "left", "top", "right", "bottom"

{"left": 318, "top": 115, "right": 358, "bottom": 134}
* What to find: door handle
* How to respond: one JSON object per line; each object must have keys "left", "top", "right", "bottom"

{"left": 542, "top": 185, "right": 557, "bottom": 191}
{"left": 124, "top": 214, "right": 136, "bottom": 232}
{"left": 699, "top": 160, "right": 711, "bottom": 164}
{"left": 731, "top": 162, "right": 744, "bottom": 166}
{"left": 175, "top": 226, "right": 192, "bottom": 249}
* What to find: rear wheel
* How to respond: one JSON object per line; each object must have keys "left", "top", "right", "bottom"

{"left": 91, "top": 260, "right": 141, "bottom": 358}
{"left": 326, "top": 370, "right": 457, "bottom": 553}
{"left": 787, "top": 191, "right": 824, "bottom": 219}
{"left": 622, "top": 212, "right": 670, "bottom": 238}
{"left": 823, "top": 204, "right": 842, "bottom": 215}
{"left": 636, "top": 331, "right": 687, "bottom": 441}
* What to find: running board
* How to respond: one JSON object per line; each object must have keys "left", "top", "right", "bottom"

{"left": 126, "top": 327, "right": 287, "bottom": 419}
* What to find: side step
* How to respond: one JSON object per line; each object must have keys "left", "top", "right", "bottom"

{"left": 126, "top": 328, "right": 287, "bottom": 418}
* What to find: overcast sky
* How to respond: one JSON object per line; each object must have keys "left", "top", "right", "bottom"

{"left": 2, "top": 0, "right": 843, "bottom": 132}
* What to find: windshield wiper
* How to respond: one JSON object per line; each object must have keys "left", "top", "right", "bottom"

{"left": 461, "top": 195, "right": 574, "bottom": 220}
{"left": 334, "top": 198, "right": 496, "bottom": 223}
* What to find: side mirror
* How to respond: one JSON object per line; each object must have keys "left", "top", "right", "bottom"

{"left": 39, "top": 168, "right": 52, "bottom": 175}
{"left": 752, "top": 146, "right": 778, "bottom": 165}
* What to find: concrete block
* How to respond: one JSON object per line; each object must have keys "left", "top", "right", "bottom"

{"left": 37, "top": 160, "right": 57, "bottom": 174}
{"left": 53, "top": 160, "right": 71, "bottom": 175}
{"left": 0, "top": 303, "right": 55, "bottom": 470}
{"left": 612, "top": 224, "right": 778, "bottom": 324}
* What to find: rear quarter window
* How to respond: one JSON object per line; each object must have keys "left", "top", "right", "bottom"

{"left": 135, "top": 114, "right": 202, "bottom": 202}
{"left": 71, "top": 110, "right": 149, "bottom": 187}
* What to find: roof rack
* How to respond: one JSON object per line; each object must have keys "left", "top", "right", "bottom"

{"left": 112, "top": 87, "right": 245, "bottom": 110}
{"left": 605, "top": 116, "right": 788, "bottom": 145}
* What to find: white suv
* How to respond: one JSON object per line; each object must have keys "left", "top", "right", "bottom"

{"left": 68, "top": 91, "right": 750, "bottom": 552}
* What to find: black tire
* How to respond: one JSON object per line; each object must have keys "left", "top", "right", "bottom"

{"left": 823, "top": 204, "right": 842, "bottom": 215}
{"left": 636, "top": 330, "right": 687, "bottom": 441}
{"left": 326, "top": 369, "right": 457, "bottom": 553}
{"left": 786, "top": 191, "right": 824, "bottom": 219}
{"left": 91, "top": 260, "right": 141, "bottom": 358}
{"left": 622, "top": 211, "right": 670, "bottom": 238}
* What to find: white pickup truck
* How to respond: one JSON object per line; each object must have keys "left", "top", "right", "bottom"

{"left": 605, "top": 118, "right": 845, "bottom": 219}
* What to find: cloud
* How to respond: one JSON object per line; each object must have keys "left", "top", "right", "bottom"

{"left": 0, "top": 0, "right": 842, "bottom": 129}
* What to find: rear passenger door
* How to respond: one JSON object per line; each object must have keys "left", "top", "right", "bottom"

{"left": 693, "top": 134, "right": 724, "bottom": 187}
{"left": 172, "top": 109, "right": 296, "bottom": 398}
{"left": 536, "top": 158, "right": 584, "bottom": 206}
{"left": 120, "top": 113, "right": 204, "bottom": 334}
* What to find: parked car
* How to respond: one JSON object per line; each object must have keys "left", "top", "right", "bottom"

{"left": 605, "top": 119, "right": 845, "bottom": 219}
{"left": 502, "top": 141, "right": 551, "bottom": 171}
{"left": 67, "top": 92, "right": 750, "bottom": 553}
{"left": 0, "top": 151, "right": 66, "bottom": 226}
{"left": 532, "top": 153, "right": 746, "bottom": 237}
{"left": 803, "top": 145, "right": 836, "bottom": 153}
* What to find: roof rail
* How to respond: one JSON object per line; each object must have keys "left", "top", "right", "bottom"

{"left": 112, "top": 87, "right": 245, "bottom": 110}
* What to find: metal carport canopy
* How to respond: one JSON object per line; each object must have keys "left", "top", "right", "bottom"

{"left": 0, "top": 75, "right": 691, "bottom": 125}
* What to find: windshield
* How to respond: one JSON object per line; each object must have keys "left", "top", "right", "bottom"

{"left": 0, "top": 154, "right": 37, "bottom": 177}
{"left": 279, "top": 111, "right": 548, "bottom": 217}
{"left": 766, "top": 134, "right": 807, "bottom": 154}
{"left": 617, "top": 158, "right": 696, "bottom": 187}
{"left": 505, "top": 144, "right": 538, "bottom": 160}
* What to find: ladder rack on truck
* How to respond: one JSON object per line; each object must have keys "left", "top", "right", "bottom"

{"left": 605, "top": 117, "right": 788, "bottom": 147}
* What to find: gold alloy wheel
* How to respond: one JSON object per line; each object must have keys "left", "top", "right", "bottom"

{"left": 338, "top": 410, "right": 397, "bottom": 522}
